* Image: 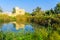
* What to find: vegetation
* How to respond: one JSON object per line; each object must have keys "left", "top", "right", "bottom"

{"left": 0, "top": 7, "right": 3, "bottom": 13}
{"left": 54, "top": 3, "right": 60, "bottom": 14}
{"left": 12, "top": 8, "right": 16, "bottom": 13}
{"left": 0, "top": 14, "right": 10, "bottom": 23}
{"left": 0, "top": 3, "right": 60, "bottom": 40}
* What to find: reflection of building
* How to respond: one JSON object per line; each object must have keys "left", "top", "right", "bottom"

{"left": 12, "top": 22, "right": 25, "bottom": 30}
{"left": 16, "top": 23, "right": 25, "bottom": 30}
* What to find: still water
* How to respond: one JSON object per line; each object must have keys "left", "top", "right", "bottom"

{"left": 0, "top": 22, "right": 34, "bottom": 33}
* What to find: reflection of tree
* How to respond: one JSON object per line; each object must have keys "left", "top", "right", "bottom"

{"left": 13, "top": 23, "right": 16, "bottom": 28}
{"left": 0, "top": 23, "right": 3, "bottom": 28}
{"left": 31, "top": 23, "right": 43, "bottom": 30}
{"left": 0, "top": 23, "right": 3, "bottom": 31}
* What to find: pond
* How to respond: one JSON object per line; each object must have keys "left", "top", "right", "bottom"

{"left": 0, "top": 22, "right": 34, "bottom": 33}
{"left": 0, "top": 22, "right": 60, "bottom": 40}
{"left": 0, "top": 22, "right": 60, "bottom": 34}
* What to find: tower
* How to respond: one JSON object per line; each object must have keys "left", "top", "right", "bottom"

{"left": 15, "top": 7, "right": 25, "bottom": 15}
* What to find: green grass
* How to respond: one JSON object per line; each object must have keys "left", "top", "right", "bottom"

{"left": 0, "top": 26, "right": 60, "bottom": 40}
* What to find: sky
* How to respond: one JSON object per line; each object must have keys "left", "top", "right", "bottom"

{"left": 0, "top": 0, "right": 60, "bottom": 12}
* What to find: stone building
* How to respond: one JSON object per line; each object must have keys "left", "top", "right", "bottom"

{"left": 15, "top": 7, "right": 25, "bottom": 15}
{"left": 2, "top": 7, "right": 25, "bottom": 16}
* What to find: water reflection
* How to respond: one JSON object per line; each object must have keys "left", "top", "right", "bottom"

{"left": 13, "top": 22, "right": 25, "bottom": 30}
{"left": 0, "top": 22, "right": 34, "bottom": 32}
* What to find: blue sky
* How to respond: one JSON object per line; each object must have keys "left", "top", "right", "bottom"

{"left": 0, "top": 0, "right": 60, "bottom": 12}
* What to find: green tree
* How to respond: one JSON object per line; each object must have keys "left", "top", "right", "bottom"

{"left": 50, "top": 8, "right": 55, "bottom": 14}
{"left": 25, "top": 12, "right": 31, "bottom": 16}
{"left": 45, "top": 10, "right": 50, "bottom": 15}
{"left": 12, "top": 8, "right": 16, "bottom": 13}
{"left": 31, "top": 7, "right": 44, "bottom": 16}
{"left": 54, "top": 3, "right": 60, "bottom": 14}
{"left": 45, "top": 8, "right": 55, "bottom": 15}
{"left": 0, "top": 7, "right": 3, "bottom": 12}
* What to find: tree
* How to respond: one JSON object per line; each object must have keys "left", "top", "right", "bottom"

{"left": 25, "top": 12, "right": 31, "bottom": 16}
{"left": 54, "top": 3, "right": 60, "bottom": 14}
{"left": 0, "top": 7, "right": 3, "bottom": 12}
{"left": 34, "top": 7, "right": 41, "bottom": 12}
{"left": 50, "top": 8, "right": 55, "bottom": 14}
{"left": 31, "top": 7, "right": 43, "bottom": 16}
{"left": 45, "top": 9, "right": 55, "bottom": 15}
{"left": 12, "top": 8, "right": 16, "bottom": 13}
{"left": 45, "top": 10, "right": 50, "bottom": 15}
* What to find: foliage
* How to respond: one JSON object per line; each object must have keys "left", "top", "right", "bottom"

{"left": 54, "top": 3, "right": 60, "bottom": 14}
{"left": 0, "top": 7, "right": 3, "bottom": 13}
{"left": 25, "top": 12, "right": 31, "bottom": 16}
{"left": 31, "top": 7, "right": 44, "bottom": 16}
{"left": 0, "top": 14, "right": 11, "bottom": 23}
{"left": 12, "top": 8, "right": 16, "bottom": 13}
